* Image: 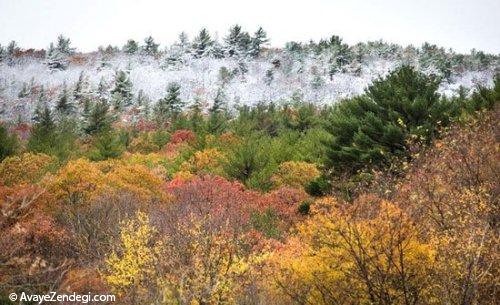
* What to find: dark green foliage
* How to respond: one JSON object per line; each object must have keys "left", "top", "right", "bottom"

{"left": 249, "top": 27, "right": 269, "bottom": 57}
{"left": 305, "top": 175, "right": 330, "bottom": 197}
{"left": 192, "top": 28, "right": 213, "bottom": 58}
{"left": 111, "top": 70, "right": 133, "bottom": 109}
{"left": 224, "top": 24, "right": 251, "bottom": 57}
{"left": 55, "top": 83, "right": 76, "bottom": 116}
{"left": 83, "top": 100, "right": 114, "bottom": 135}
{"left": 283, "top": 103, "right": 319, "bottom": 132}
{"left": 466, "top": 74, "right": 500, "bottom": 111}
{"left": 224, "top": 134, "right": 269, "bottom": 182}
{"left": 73, "top": 71, "right": 88, "bottom": 102}
{"left": 89, "top": 132, "right": 125, "bottom": 161}
{"left": 188, "top": 96, "right": 205, "bottom": 133}
{"left": 207, "top": 87, "right": 228, "bottom": 134}
{"left": 55, "top": 34, "right": 75, "bottom": 55}
{"left": 28, "top": 110, "right": 78, "bottom": 161}
{"left": 154, "top": 82, "right": 184, "bottom": 125}
{"left": 0, "top": 124, "right": 18, "bottom": 161}
{"left": 325, "top": 65, "right": 457, "bottom": 173}
{"left": 151, "top": 130, "right": 171, "bottom": 149}
{"left": 123, "top": 39, "right": 139, "bottom": 54}
{"left": 7, "top": 40, "right": 19, "bottom": 56}
{"left": 142, "top": 36, "right": 159, "bottom": 56}
{"left": 297, "top": 201, "right": 311, "bottom": 215}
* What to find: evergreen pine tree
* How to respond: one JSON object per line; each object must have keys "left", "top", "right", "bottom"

{"left": 32, "top": 86, "right": 47, "bottom": 123}
{"left": 96, "top": 77, "right": 109, "bottom": 101}
{"left": 249, "top": 27, "right": 269, "bottom": 57}
{"left": 89, "top": 132, "right": 124, "bottom": 161}
{"left": 84, "top": 99, "right": 113, "bottom": 135}
{"left": 46, "top": 42, "right": 69, "bottom": 71}
{"left": 325, "top": 65, "right": 455, "bottom": 173}
{"left": 154, "top": 82, "right": 183, "bottom": 124}
{"left": 188, "top": 95, "right": 205, "bottom": 132}
{"left": 207, "top": 87, "right": 227, "bottom": 133}
{"left": 142, "top": 36, "right": 159, "bottom": 56}
{"left": 55, "top": 83, "right": 76, "bottom": 116}
{"left": 224, "top": 24, "right": 251, "bottom": 57}
{"left": 73, "top": 71, "right": 88, "bottom": 103}
{"left": 110, "top": 70, "right": 133, "bottom": 109}
{"left": 0, "top": 44, "right": 6, "bottom": 62}
{"left": 28, "top": 104, "right": 56, "bottom": 153}
{"left": 123, "top": 39, "right": 139, "bottom": 54}
{"left": 7, "top": 40, "right": 19, "bottom": 56}
{"left": 178, "top": 32, "right": 190, "bottom": 51}
{"left": 192, "top": 28, "right": 213, "bottom": 58}
{"left": 55, "top": 35, "right": 75, "bottom": 55}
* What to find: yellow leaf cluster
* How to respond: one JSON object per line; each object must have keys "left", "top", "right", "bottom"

{"left": 106, "top": 163, "right": 166, "bottom": 201}
{"left": 103, "top": 211, "right": 161, "bottom": 296}
{"left": 0, "top": 153, "right": 56, "bottom": 186}
{"left": 266, "top": 198, "right": 437, "bottom": 305}
{"left": 180, "top": 148, "right": 227, "bottom": 176}
{"left": 271, "top": 161, "right": 320, "bottom": 189}
{"left": 44, "top": 158, "right": 106, "bottom": 205}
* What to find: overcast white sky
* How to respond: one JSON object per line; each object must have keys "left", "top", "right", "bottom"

{"left": 0, "top": 0, "right": 499, "bottom": 53}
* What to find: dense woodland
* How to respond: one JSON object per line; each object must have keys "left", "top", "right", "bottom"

{"left": 0, "top": 27, "right": 499, "bottom": 305}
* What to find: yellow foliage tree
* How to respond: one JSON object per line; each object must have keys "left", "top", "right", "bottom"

{"left": 44, "top": 158, "right": 106, "bottom": 205}
{"left": 266, "top": 196, "right": 437, "bottom": 305}
{"left": 180, "top": 148, "right": 227, "bottom": 176}
{"left": 103, "top": 211, "right": 161, "bottom": 300}
{"left": 271, "top": 161, "right": 320, "bottom": 189}
{"left": 0, "top": 153, "right": 56, "bottom": 186}
{"left": 124, "top": 152, "right": 168, "bottom": 178}
{"left": 159, "top": 215, "right": 247, "bottom": 305}
{"left": 105, "top": 163, "right": 166, "bottom": 202}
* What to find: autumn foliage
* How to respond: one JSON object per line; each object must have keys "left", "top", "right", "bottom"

{"left": 0, "top": 94, "right": 498, "bottom": 304}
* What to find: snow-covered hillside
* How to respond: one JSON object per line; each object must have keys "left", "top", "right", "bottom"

{"left": 0, "top": 34, "right": 498, "bottom": 122}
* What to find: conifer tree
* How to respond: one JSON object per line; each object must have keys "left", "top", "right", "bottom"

{"left": 55, "top": 83, "right": 76, "bottom": 116}
{"left": 89, "top": 131, "right": 125, "bottom": 161}
{"left": 0, "top": 44, "right": 6, "bottom": 62}
{"left": 188, "top": 95, "right": 205, "bottom": 132}
{"left": 28, "top": 104, "right": 57, "bottom": 153}
{"left": 178, "top": 32, "right": 190, "bottom": 51}
{"left": 32, "top": 86, "right": 47, "bottom": 123}
{"left": 83, "top": 100, "right": 113, "bottom": 135}
{"left": 46, "top": 42, "right": 69, "bottom": 71}
{"left": 110, "top": 70, "right": 133, "bottom": 109}
{"left": 154, "top": 82, "right": 183, "bottom": 124}
{"left": 325, "top": 65, "right": 455, "bottom": 173}
{"left": 249, "top": 27, "right": 269, "bottom": 57}
{"left": 224, "top": 24, "right": 251, "bottom": 57}
{"left": 123, "top": 39, "right": 139, "bottom": 54}
{"left": 7, "top": 40, "right": 19, "bottom": 56}
{"left": 73, "top": 71, "right": 88, "bottom": 103}
{"left": 55, "top": 34, "right": 75, "bottom": 55}
{"left": 192, "top": 28, "right": 213, "bottom": 58}
{"left": 96, "top": 77, "right": 109, "bottom": 101}
{"left": 142, "top": 36, "right": 159, "bottom": 56}
{"left": 207, "top": 87, "right": 227, "bottom": 133}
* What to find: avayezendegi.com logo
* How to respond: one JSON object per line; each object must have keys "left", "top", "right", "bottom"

{"left": 8, "top": 291, "right": 115, "bottom": 303}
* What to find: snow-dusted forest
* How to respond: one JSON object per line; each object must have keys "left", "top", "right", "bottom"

{"left": 0, "top": 26, "right": 498, "bottom": 122}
